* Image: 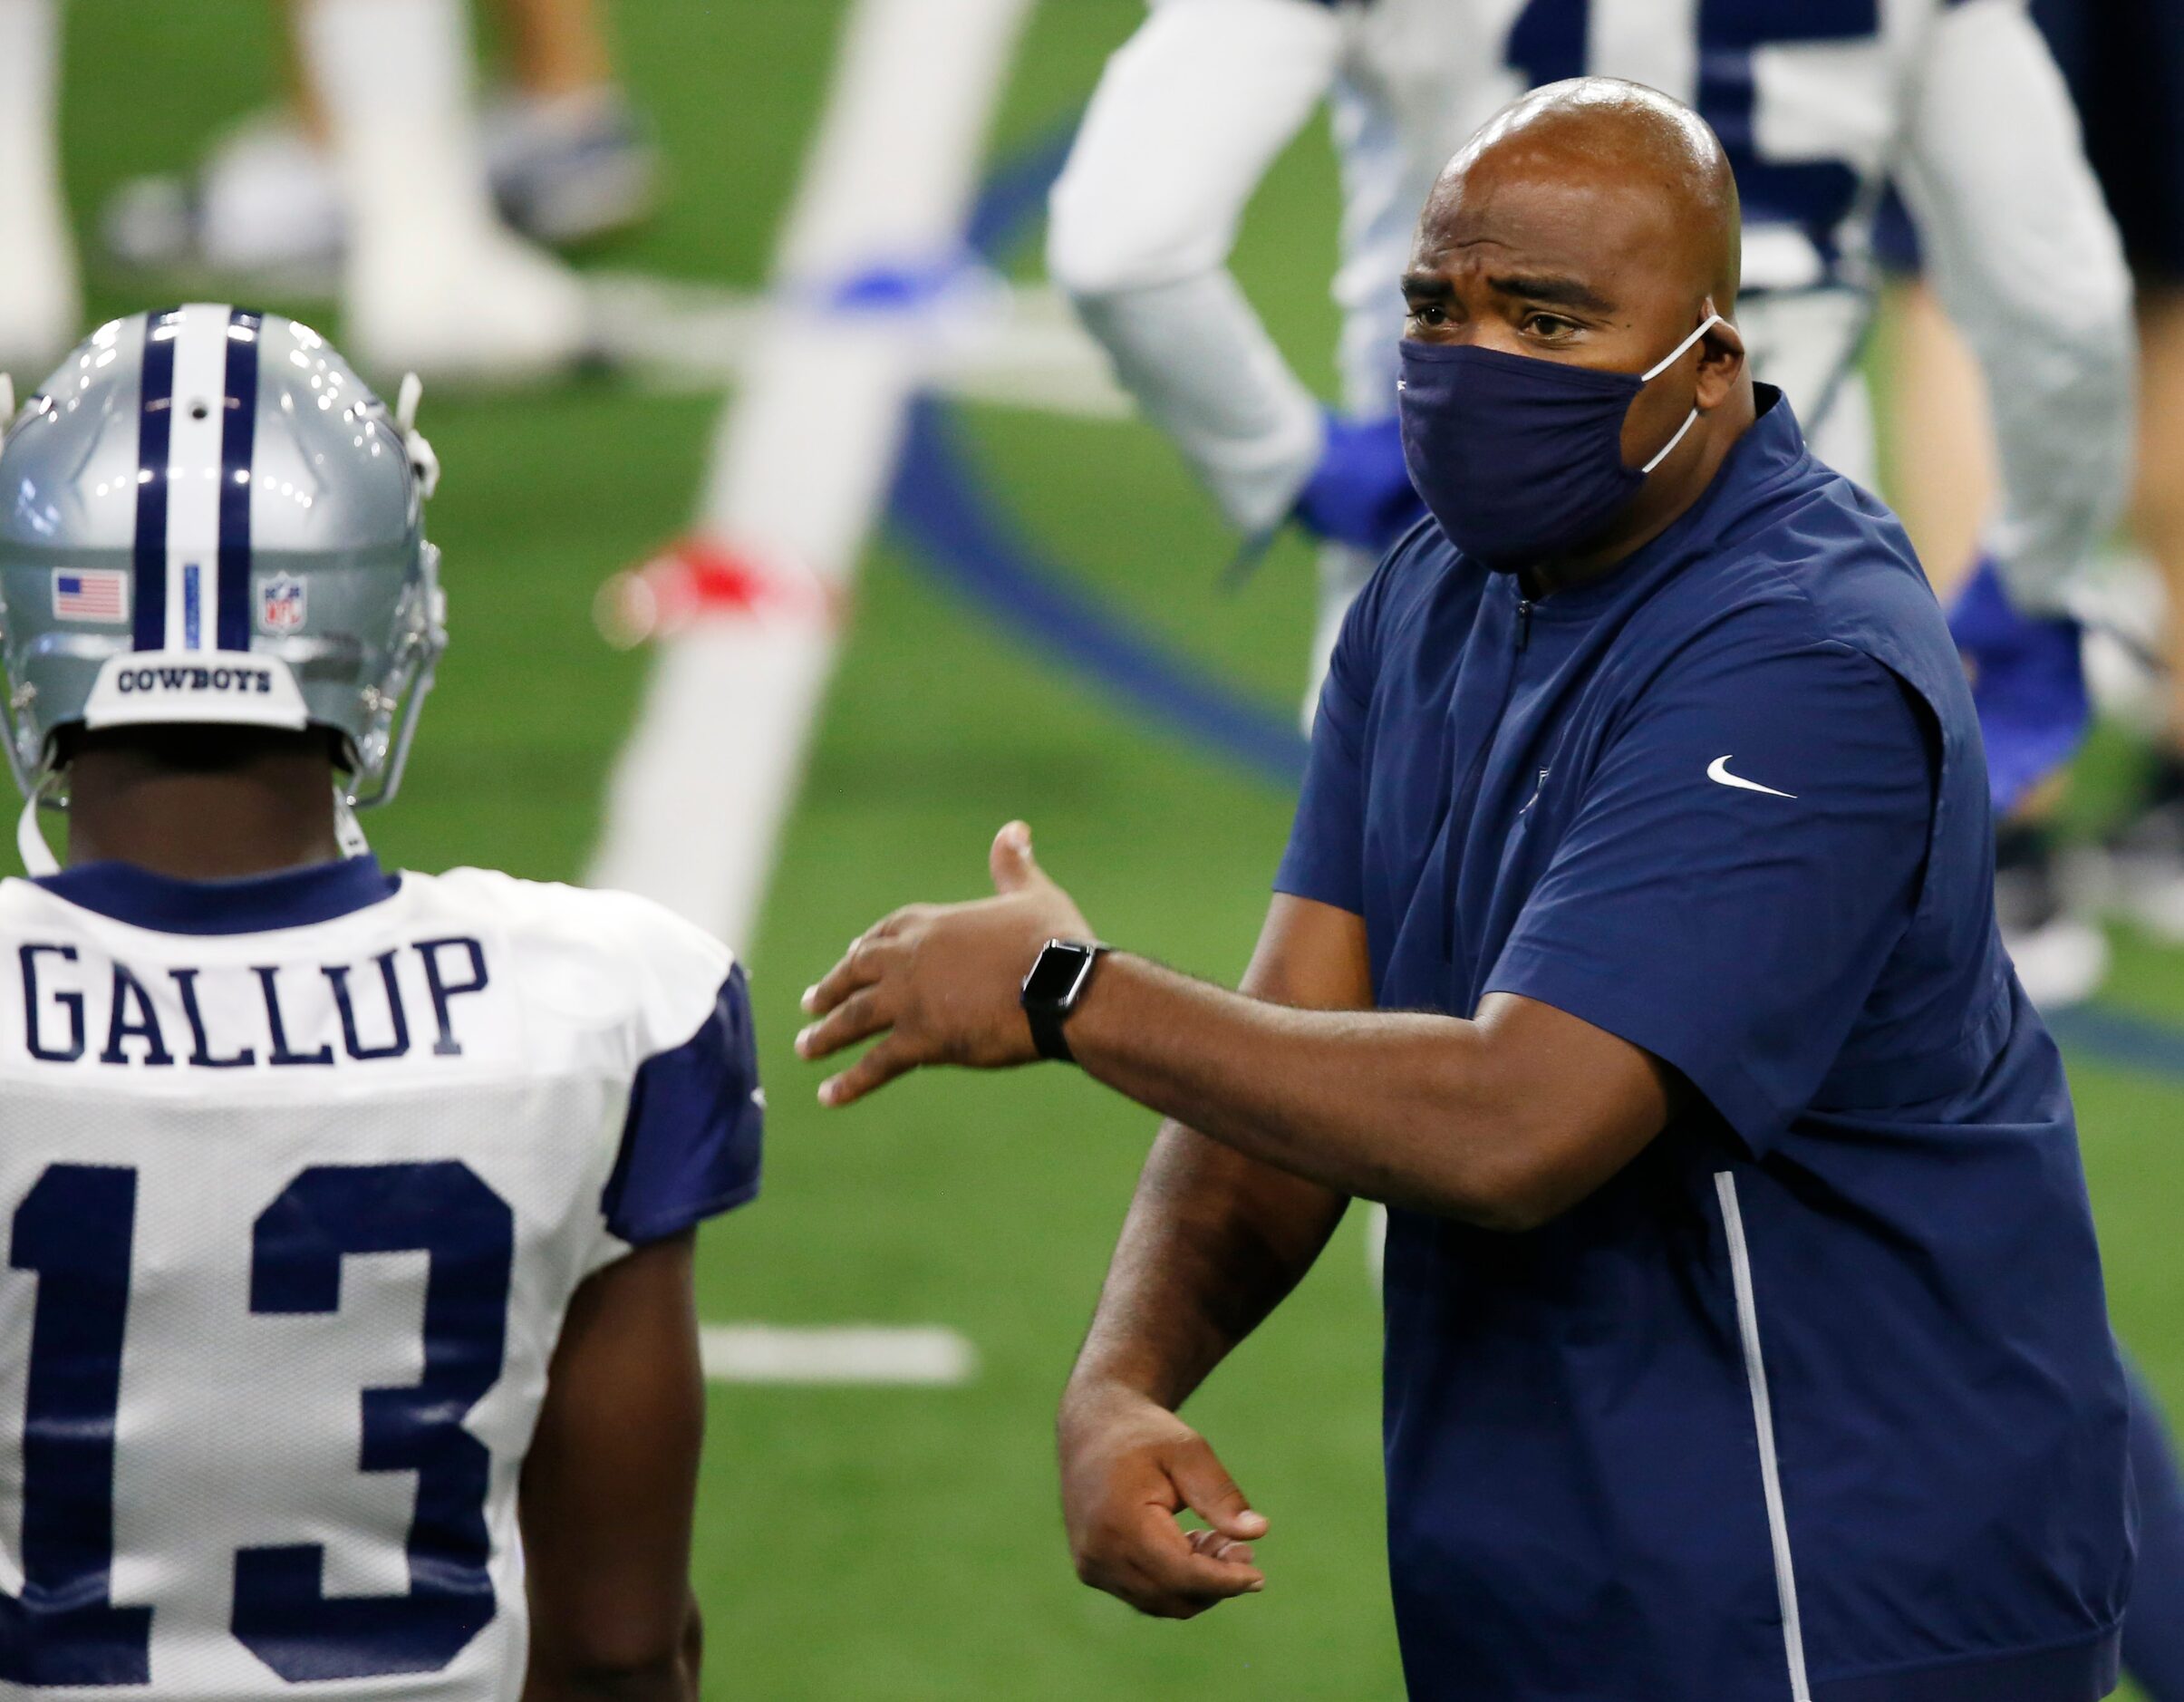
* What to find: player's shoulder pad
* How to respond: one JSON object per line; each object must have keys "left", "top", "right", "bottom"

{"left": 413, "top": 868, "right": 739, "bottom": 1061}
{"left": 414, "top": 872, "right": 764, "bottom": 1246}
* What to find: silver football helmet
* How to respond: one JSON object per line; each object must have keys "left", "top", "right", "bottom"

{"left": 0, "top": 305, "right": 445, "bottom": 820}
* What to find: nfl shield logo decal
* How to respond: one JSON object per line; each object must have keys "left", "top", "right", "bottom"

{"left": 259, "top": 574, "right": 306, "bottom": 633}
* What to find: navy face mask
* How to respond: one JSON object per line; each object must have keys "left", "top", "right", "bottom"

{"left": 1396, "top": 312, "right": 1725, "bottom": 572}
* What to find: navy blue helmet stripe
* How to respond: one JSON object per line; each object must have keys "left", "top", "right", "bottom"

{"left": 216, "top": 309, "right": 263, "bottom": 651}
{"left": 130, "top": 308, "right": 183, "bottom": 652}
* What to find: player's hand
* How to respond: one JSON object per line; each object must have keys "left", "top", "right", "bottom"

{"left": 1292, "top": 411, "right": 1425, "bottom": 553}
{"left": 1057, "top": 1376, "right": 1269, "bottom": 1620}
{"left": 1946, "top": 555, "right": 2091, "bottom": 817}
{"left": 797, "top": 821, "right": 1093, "bottom": 1107}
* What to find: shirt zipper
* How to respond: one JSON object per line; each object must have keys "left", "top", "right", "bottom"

{"left": 1515, "top": 595, "right": 1533, "bottom": 653}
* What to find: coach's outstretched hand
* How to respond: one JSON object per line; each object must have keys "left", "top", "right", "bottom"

{"left": 1058, "top": 1378, "right": 1270, "bottom": 1619}
{"left": 797, "top": 821, "right": 1092, "bottom": 1107}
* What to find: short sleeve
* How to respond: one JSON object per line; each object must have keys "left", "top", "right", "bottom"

{"left": 1274, "top": 561, "right": 1387, "bottom": 914}
{"left": 1484, "top": 635, "right": 1935, "bottom": 1154}
{"left": 598, "top": 962, "right": 765, "bottom": 1250}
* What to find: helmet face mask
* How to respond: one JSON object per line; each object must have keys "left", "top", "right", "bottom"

{"left": 350, "top": 537, "right": 447, "bottom": 810}
{"left": 0, "top": 306, "right": 445, "bottom": 821}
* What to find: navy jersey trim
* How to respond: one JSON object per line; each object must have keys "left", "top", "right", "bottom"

{"left": 33, "top": 855, "right": 401, "bottom": 935}
{"left": 602, "top": 964, "right": 764, "bottom": 1245}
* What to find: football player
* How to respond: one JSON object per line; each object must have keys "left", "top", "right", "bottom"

{"left": 1880, "top": 0, "right": 2184, "bottom": 982}
{"left": 0, "top": 306, "right": 759, "bottom": 1697}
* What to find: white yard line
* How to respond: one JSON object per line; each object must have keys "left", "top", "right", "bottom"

{"left": 595, "top": 9, "right": 1029, "bottom": 1399}
{"left": 700, "top": 1323, "right": 978, "bottom": 1387}
{"left": 586, "top": 0, "right": 1039, "bottom": 947}
{"left": 585, "top": 271, "right": 1129, "bottom": 420}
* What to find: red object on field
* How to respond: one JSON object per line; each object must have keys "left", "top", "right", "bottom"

{"left": 594, "top": 536, "right": 840, "bottom": 649}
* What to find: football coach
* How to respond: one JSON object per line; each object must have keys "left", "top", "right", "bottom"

{"left": 797, "top": 79, "right": 2134, "bottom": 1702}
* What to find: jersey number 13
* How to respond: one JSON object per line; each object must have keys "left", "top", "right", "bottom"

{"left": 0, "top": 1159, "right": 515, "bottom": 1687}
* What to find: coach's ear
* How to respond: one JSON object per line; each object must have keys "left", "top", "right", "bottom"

{"left": 1695, "top": 305, "right": 1745, "bottom": 411}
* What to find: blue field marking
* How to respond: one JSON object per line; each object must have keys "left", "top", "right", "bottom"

{"left": 889, "top": 399, "right": 1309, "bottom": 788}
{"left": 2048, "top": 1006, "right": 2184, "bottom": 1085}
{"left": 883, "top": 122, "right": 1310, "bottom": 789}
{"left": 962, "top": 124, "right": 1079, "bottom": 264}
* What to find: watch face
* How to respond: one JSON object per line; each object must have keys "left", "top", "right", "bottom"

{"left": 1023, "top": 942, "right": 1096, "bottom": 1006}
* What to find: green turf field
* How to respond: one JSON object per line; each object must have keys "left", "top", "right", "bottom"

{"left": 44, "top": 5, "right": 2184, "bottom": 1696}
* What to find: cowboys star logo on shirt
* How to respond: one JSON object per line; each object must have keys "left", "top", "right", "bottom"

{"left": 257, "top": 573, "right": 306, "bottom": 633}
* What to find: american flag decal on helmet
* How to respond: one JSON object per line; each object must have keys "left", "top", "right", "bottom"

{"left": 53, "top": 569, "right": 130, "bottom": 624}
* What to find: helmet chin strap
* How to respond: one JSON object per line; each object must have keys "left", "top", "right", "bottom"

{"left": 16, "top": 795, "right": 58, "bottom": 878}
{"left": 333, "top": 785, "right": 372, "bottom": 858}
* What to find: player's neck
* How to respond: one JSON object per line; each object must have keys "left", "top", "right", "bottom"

{"left": 63, "top": 747, "right": 346, "bottom": 881}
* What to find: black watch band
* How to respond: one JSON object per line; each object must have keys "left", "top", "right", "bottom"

{"left": 1020, "top": 939, "right": 1106, "bottom": 1064}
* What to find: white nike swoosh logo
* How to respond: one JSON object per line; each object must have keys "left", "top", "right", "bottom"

{"left": 1707, "top": 755, "right": 1796, "bottom": 798}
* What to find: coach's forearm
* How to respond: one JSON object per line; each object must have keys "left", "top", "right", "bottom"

{"left": 1068, "top": 1119, "right": 1348, "bottom": 1412}
{"left": 1067, "top": 954, "right": 1548, "bottom": 1227}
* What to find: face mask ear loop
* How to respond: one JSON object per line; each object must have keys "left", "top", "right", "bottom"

{"left": 1636, "top": 310, "right": 1727, "bottom": 475}
{"left": 1640, "top": 311, "right": 1726, "bottom": 383}
{"left": 1641, "top": 408, "right": 1702, "bottom": 474}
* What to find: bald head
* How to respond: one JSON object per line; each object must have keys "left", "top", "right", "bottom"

{"left": 1425, "top": 78, "right": 1740, "bottom": 312}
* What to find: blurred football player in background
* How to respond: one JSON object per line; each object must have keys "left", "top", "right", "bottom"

{"left": 294, "top": 0, "right": 598, "bottom": 378}
{"left": 0, "top": 305, "right": 752, "bottom": 1697}
{"left": 103, "top": 0, "right": 655, "bottom": 285}
{"left": 1049, "top": 0, "right": 2131, "bottom": 1010}
{"left": 0, "top": 0, "right": 645, "bottom": 382}
{"left": 1882, "top": 0, "right": 2184, "bottom": 973}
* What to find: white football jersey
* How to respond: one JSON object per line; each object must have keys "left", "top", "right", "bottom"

{"left": 0, "top": 856, "right": 763, "bottom": 1698}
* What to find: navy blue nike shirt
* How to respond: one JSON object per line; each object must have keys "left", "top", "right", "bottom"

{"left": 1280, "top": 389, "right": 2132, "bottom": 1701}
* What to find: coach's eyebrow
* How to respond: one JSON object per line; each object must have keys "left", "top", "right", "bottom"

{"left": 1486, "top": 273, "right": 1615, "bottom": 314}
{"left": 1401, "top": 271, "right": 1454, "bottom": 303}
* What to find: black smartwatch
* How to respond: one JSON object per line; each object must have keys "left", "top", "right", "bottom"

{"left": 1020, "top": 939, "right": 1107, "bottom": 1064}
